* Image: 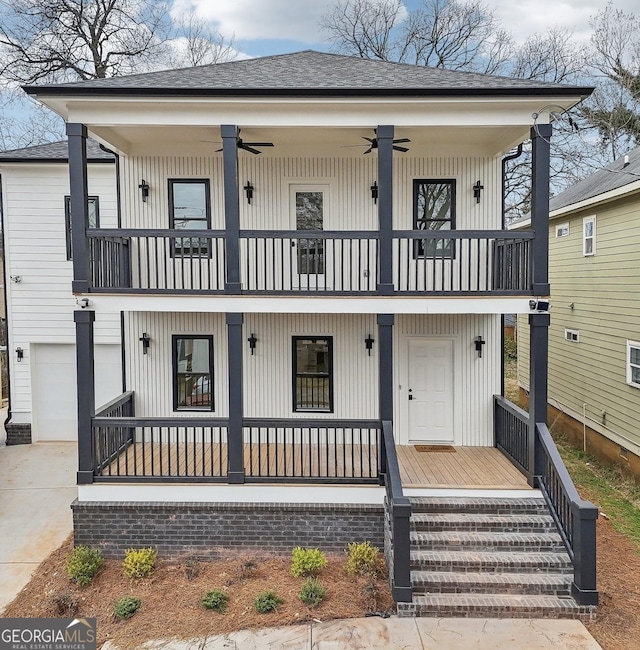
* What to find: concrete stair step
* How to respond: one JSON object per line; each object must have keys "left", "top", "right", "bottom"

{"left": 408, "top": 497, "right": 549, "bottom": 516}
{"left": 410, "top": 571, "right": 572, "bottom": 596}
{"left": 398, "top": 593, "right": 595, "bottom": 619}
{"left": 410, "top": 530, "right": 565, "bottom": 553}
{"left": 410, "top": 549, "right": 573, "bottom": 573}
{"left": 411, "top": 512, "right": 556, "bottom": 533}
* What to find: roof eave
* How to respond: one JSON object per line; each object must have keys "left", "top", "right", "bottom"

{"left": 0, "top": 157, "right": 114, "bottom": 164}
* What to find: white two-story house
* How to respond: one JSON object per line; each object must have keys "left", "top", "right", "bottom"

{"left": 8, "top": 50, "right": 597, "bottom": 617}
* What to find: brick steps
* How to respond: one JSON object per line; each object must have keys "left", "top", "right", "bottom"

{"left": 411, "top": 513, "right": 556, "bottom": 533}
{"left": 410, "top": 530, "right": 565, "bottom": 552}
{"left": 409, "top": 497, "right": 550, "bottom": 515}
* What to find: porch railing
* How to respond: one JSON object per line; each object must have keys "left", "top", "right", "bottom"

{"left": 381, "top": 420, "right": 412, "bottom": 603}
{"left": 93, "top": 391, "right": 135, "bottom": 472}
{"left": 85, "top": 228, "right": 534, "bottom": 295}
{"left": 494, "top": 395, "right": 530, "bottom": 481}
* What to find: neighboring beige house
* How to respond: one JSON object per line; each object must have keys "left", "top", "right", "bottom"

{"left": 517, "top": 146, "right": 640, "bottom": 476}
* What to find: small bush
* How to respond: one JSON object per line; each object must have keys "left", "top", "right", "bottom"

{"left": 184, "top": 558, "right": 202, "bottom": 581}
{"left": 290, "top": 547, "right": 327, "bottom": 577}
{"left": 299, "top": 577, "right": 325, "bottom": 608}
{"left": 50, "top": 593, "right": 79, "bottom": 617}
{"left": 65, "top": 546, "right": 104, "bottom": 586}
{"left": 123, "top": 548, "right": 157, "bottom": 579}
{"left": 345, "top": 541, "right": 381, "bottom": 577}
{"left": 504, "top": 334, "right": 517, "bottom": 361}
{"left": 254, "top": 590, "right": 283, "bottom": 614}
{"left": 201, "top": 589, "right": 229, "bottom": 613}
{"left": 114, "top": 596, "right": 141, "bottom": 620}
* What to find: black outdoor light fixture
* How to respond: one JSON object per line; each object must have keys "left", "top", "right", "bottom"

{"left": 474, "top": 335, "right": 485, "bottom": 358}
{"left": 248, "top": 333, "right": 257, "bottom": 355}
{"left": 15, "top": 347, "right": 23, "bottom": 362}
{"left": 138, "top": 179, "right": 150, "bottom": 202}
{"left": 370, "top": 181, "right": 379, "bottom": 204}
{"left": 364, "top": 334, "right": 375, "bottom": 356}
{"left": 244, "top": 181, "right": 254, "bottom": 204}
{"left": 473, "top": 180, "right": 484, "bottom": 203}
{"left": 139, "top": 332, "right": 151, "bottom": 354}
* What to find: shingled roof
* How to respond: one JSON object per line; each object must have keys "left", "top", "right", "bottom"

{"left": 0, "top": 139, "right": 114, "bottom": 163}
{"left": 550, "top": 146, "right": 640, "bottom": 212}
{"left": 24, "top": 50, "right": 592, "bottom": 98}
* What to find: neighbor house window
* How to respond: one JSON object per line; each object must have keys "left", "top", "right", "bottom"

{"left": 293, "top": 336, "right": 333, "bottom": 412}
{"left": 583, "top": 216, "right": 596, "bottom": 256}
{"left": 556, "top": 222, "right": 569, "bottom": 238}
{"left": 173, "top": 335, "right": 214, "bottom": 411}
{"left": 565, "top": 329, "right": 580, "bottom": 343}
{"left": 169, "top": 179, "right": 211, "bottom": 257}
{"left": 413, "top": 179, "right": 456, "bottom": 257}
{"left": 64, "top": 196, "right": 99, "bottom": 260}
{"left": 627, "top": 341, "right": 640, "bottom": 388}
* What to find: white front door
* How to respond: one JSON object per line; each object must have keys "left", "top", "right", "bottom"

{"left": 407, "top": 338, "right": 454, "bottom": 444}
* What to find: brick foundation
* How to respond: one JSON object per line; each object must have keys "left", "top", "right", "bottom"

{"left": 5, "top": 422, "right": 31, "bottom": 445}
{"left": 71, "top": 500, "right": 384, "bottom": 558}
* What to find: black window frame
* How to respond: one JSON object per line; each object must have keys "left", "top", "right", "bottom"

{"left": 168, "top": 178, "right": 212, "bottom": 258}
{"left": 64, "top": 195, "right": 100, "bottom": 260}
{"left": 172, "top": 334, "right": 215, "bottom": 412}
{"left": 413, "top": 178, "right": 456, "bottom": 259}
{"left": 292, "top": 336, "right": 334, "bottom": 413}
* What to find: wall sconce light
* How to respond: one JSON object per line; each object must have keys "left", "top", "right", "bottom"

{"left": 16, "top": 347, "right": 23, "bottom": 362}
{"left": 138, "top": 179, "right": 150, "bottom": 202}
{"left": 473, "top": 180, "right": 484, "bottom": 203}
{"left": 244, "top": 181, "right": 254, "bottom": 204}
{"left": 139, "top": 332, "right": 151, "bottom": 354}
{"left": 474, "top": 335, "right": 485, "bottom": 358}
{"left": 364, "top": 334, "right": 375, "bottom": 356}
{"left": 370, "top": 181, "right": 378, "bottom": 204}
{"left": 247, "top": 333, "right": 257, "bottom": 355}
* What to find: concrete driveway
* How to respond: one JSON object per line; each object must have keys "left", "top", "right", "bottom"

{"left": 0, "top": 435, "right": 77, "bottom": 612}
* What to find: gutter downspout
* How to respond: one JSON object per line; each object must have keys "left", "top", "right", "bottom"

{"left": 500, "top": 144, "right": 525, "bottom": 397}
{"left": 0, "top": 173, "right": 13, "bottom": 437}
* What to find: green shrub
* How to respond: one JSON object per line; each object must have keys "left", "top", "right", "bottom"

{"left": 65, "top": 546, "right": 104, "bottom": 586}
{"left": 345, "top": 541, "right": 381, "bottom": 577}
{"left": 504, "top": 334, "right": 517, "bottom": 361}
{"left": 123, "top": 548, "right": 157, "bottom": 579}
{"left": 254, "top": 590, "right": 283, "bottom": 614}
{"left": 299, "top": 577, "right": 325, "bottom": 608}
{"left": 201, "top": 589, "right": 229, "bottom": 613}
{"left": 114, "top": 596, "right": 141, "bottom": 620}
{"left": 290, "top": 547, "right": 327, "bottom": 577}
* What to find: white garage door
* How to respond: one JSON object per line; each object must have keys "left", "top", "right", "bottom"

{"left": 31, "top": 343, "right": 122, "bottom": 442}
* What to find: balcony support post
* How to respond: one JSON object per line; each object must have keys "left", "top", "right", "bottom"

{"left": 378, "top": 313, "right": 394, "bottom": 481}
{"left": 528, "top": 312, "right": 550, "bottom": 484}
{"left": 226, "top": 312, "right": 246, "bottom": 483}
{"left": 67, "top": 123, "right": 90, "bottom": 293}
{"left": 377, "top": 125, "right": 394, "bottom": 295}
{"left": 75, "top": 309, "right": 96, "bottom": 484}
{"left": 531, "top": 123, "right": 552, "bottom": 296}
{"left": 222, "top": 125, "right": 241, "bottom": 294}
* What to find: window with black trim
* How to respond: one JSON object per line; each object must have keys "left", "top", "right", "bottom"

{"left": 173, "top": 335, "right": 214, "bottom": 411}
{"left": 293, "top": 336, "right": 333, "bottom": 412}
{"left": 413, "top": 179, "right": 456, "bottom": 258}
{"left": 64, "top": 196, "right": 99, "bottom": 260}
{"left": 169, "top": 179, "right": 211, "bottom": 257}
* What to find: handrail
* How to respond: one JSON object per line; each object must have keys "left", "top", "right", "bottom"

{"left": 381, "top": 420, "right": 412, "bottom": 603}
{"left": 88, "top": 228, "right": 226, "bottom": 237}
{"left": 95, "top": 391, "right": 135, "bottom": 417}
{"left": 494, "top": 395, "right": 530, "bottom": 480}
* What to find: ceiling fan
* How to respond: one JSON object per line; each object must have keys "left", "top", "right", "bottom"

{"left": 203, "top": 129, "right": 275, "bottom": 155}
{"left": 342, "top": 130, "right": 411, "bottom": 154}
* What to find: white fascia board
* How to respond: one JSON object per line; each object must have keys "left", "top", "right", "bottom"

{"left": 86, "top": 295, "right": 533, "bottom": 315}
{"left": 548, "top": 180, "right": 640, "bottom": 219}
{"left": 78, "top": 483, "right": 385, "bottom": 504}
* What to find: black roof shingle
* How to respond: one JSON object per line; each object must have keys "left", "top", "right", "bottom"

{"left": 0, "top": 139, "right": 114, "bottom": 163}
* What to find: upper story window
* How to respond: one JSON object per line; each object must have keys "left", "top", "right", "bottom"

{"left": 583, "top": 216, "right": 596, "bottom": 256}
{"left": 556, "top": 222, "right": 569, "bottom": 238}
{"left": 627, "top": 341, "right": 640, "bottom": 389}
{"left": 293, "top": 336, "right": 333, "bottom": 412}
{"left": 413, "top": 179, "right": 456, "bottom": 257}
{"left": 172, "top": 335, "right": 214, "bottom": 411}
{"left": 169, "top": 179, "right": 211, "bottom": 257}
{"left": 64, "top": 196, "right": 99, "bottom": 260}
{"left": 565, "top": 328, "right": 580, "bottom": 343}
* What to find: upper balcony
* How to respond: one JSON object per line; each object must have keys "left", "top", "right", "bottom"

{"left": 86, "top": 227, "right": 533, "bottom": 296}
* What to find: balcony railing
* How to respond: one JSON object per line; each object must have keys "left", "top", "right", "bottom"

{"left": 86, "top": 228, "right": 534, "bottom": 296}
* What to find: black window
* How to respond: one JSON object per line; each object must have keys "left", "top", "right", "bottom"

{"left": 169, "top": 179, "right": 211, "bottom": 257}
{"left": 293, "top": 336, "right": 333, "bottom": 412}
{"left": 64, "top": 196, "right": 99, "bottom": 260}
{"left": 413, "top": 179, "right": 456, "bottom": 257}
{"left": 172, "top": 335, "right": 214, "bottom": 411}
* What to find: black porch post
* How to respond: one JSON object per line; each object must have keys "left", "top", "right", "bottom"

{"left": 531, "top": 123, "right": 552, "bottom": 297}
{"left": 67, "top": 123, "right": 90, "bottom": 293}
{"left": 75, "top": 309, "right": 96, "bottom": 485}
{"left": 529, "top": 312, "right": 550, "bottom": 483}
{"left": 226, "top": 312, "right": 245, "bottom": 483}
{"left": 221, "top": 124, "right": 241, "bottom": 294}
{"left": 377, "top": 125, "right": 394, "bottom": 295}
{"left": 378, "top": 313, "right": 394, "bottom": 478}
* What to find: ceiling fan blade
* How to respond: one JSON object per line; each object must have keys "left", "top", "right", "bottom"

{"left": 363, "top": 147, "right": 373, "bottom": 154}
{"left": 393, "top": 138, "right": 411, "bottom": 144}
{"left": 244, "top": 142, "right": 274, "bottom": 147}
{"left": 239, "top": 143, "right": 262, "bottom": 155}
{"left": 362, "top": 137, "right": 375, "bottom": 144}
{"left": 393, "top": 145, "right": 410, "bottom": 153}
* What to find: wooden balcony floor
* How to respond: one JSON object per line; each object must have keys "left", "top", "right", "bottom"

{"left": 397, "top": 445, "right": 530, "bottom": 489}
